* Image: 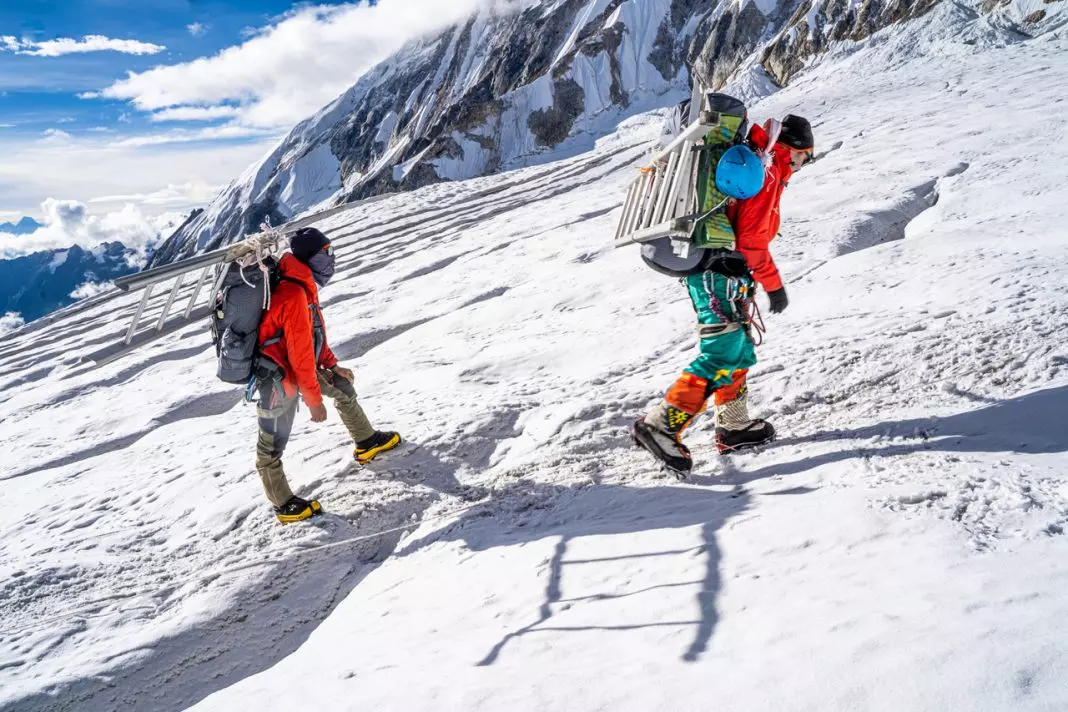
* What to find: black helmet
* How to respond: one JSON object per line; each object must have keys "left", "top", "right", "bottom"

{"left": 778, "top": 115, "right": 814, "bottom": 150}
{"left": 289, "top": 227, "right": 330, "bottom": 264}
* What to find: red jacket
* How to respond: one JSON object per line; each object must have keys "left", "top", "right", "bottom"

{"left": 258, "top": 254, "right": 338, "bottom": 408}
{"left": 726, "top": 123, "right": 794, "bottom": 293}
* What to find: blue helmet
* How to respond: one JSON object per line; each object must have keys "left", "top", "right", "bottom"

{"left": 715, "top": 144, "right": 764, "bottom": 200}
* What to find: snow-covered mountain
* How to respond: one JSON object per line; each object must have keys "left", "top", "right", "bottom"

{"left": 0, "top": 208, "right": 194, "bottom": 333}
{"left": 0, "top": 217, "right": 42, "bottom": 235}
{"left": 153, "top": 0, "right": 1064, "bottom": 264}
{"left": 0, "top": 244, "right": 142, "bottom": 331}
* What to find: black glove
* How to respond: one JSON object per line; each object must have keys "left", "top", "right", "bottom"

{"left": 767, "top": 287, "right": 789, "bottom": 314}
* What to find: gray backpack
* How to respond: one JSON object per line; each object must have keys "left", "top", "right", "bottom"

{"left": 210, "top": 257, "right": 278, "bottom": 384}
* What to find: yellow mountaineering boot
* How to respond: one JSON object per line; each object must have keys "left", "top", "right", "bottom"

{"left": 274, "top": 495, "right": 323, "bottom": 524}
{"left": 354, "top": 431, "right": 402, "bottom": 465}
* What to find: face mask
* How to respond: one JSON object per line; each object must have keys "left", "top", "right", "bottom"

{"left": 307, "top": 245, "right": 335, "bottom": 287}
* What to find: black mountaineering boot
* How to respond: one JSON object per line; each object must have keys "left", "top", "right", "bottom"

{"left": 632, "top": 415, "right": 693, "bottom": 478}
{"left": 716, "top": 420, "right": 775, "bottom": 453}
{"left": 274, "top": 495, "right": 323, "bottom": 524}
{"left": 354, "top": 430, "right": 402, "bottom": 465}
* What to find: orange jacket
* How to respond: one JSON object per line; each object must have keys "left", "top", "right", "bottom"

{"left": 726, "top": 123, "right": 795, "bottom": 293}
{"left": 257, "top": 253, "right": 338, "bottom": 408}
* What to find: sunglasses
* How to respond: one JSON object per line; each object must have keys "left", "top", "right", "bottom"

{"left": 321, "top": 244, "right": 335, "bottom": 256}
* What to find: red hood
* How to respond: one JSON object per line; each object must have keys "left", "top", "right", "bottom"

{"left": 277, "top": 252, "right": 320, "bottom": 304}
{"left": 748, "top": 123, "right": 796, "bottom": 182}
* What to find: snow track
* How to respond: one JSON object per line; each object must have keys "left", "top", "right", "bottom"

{"left": 2, "top": 7, "right": 1068, "bottom": 711}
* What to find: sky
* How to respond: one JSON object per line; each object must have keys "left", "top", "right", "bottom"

{"left": 0, "top": 0, "right": 491, "bottom": 228}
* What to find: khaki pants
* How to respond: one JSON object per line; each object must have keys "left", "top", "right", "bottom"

{"left": 255, "top": 370, "right": 375, "bottom": 507}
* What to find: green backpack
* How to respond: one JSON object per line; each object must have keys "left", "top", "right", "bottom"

{"left": 691, "top": 93, "right": 750, "bottom": 249}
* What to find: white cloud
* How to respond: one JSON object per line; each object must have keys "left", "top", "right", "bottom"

{"left": 151, "top": 105, "right": 241, "bottom": 122}
{"left": 90, "top": 180, "right": 224, "bottom": 208}
{"left": 94, "top": 0, "right": 497, "bottom": 130}
{"left": 69, "top": 281, "right": 113, "bottom": 300}
{"left": 187, "top": 23, "right": 209, "bottom": 37}
{"left": 3, "top": 34, "right": 165, "bottom": 57}
{"left": 41, "top": 128, "right": 73, "bottom": 144}
{"left": 0, "top": 198, "right": 183, "bottom": 260}
{"left": 109, "top": 124, "right": 279, "bottom": 148}
{"left": 0, "top": 131, "right": 272, "bottom": 217}
{"left": 0, "top": 312, "right": 24, "bottom": 336}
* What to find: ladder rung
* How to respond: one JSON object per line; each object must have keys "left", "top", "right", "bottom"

{"left": 614, "top": 220, "right": 694, "bottom": 248}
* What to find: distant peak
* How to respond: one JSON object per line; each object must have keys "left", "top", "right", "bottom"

{"left": 0, "top": 216, "right": 43, "bottom": 235}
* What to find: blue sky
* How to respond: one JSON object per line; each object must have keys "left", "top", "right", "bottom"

{"left": 0, "top": 0, "right": 300, "bottom": 141}
{"left": 0, "top": 0, "right": 479, "bottom": 223}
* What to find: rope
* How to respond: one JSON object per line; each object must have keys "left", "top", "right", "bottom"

{"left": 680, "top": 195, "right": 730, "bottom": 226}
{"left": 231, "top": 225, "right": 282, "bottom": 310}
{"left": 746, "top": 296, "right": 767, "bottom": 347}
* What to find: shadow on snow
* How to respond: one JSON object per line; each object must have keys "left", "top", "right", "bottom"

{"left": 742, "top": 385, "right": 1068, "bottom": 483}
{"left": 398, "top": 477, "right": 760, "bottom": 665}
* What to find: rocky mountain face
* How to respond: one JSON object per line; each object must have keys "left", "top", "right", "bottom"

{"left": 151, "top": 0, "right": 1066, "bottom": 264}
{"left": 0, "top": 243, "right": 140, "bottom": 325}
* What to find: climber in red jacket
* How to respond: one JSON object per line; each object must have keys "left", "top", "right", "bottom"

{"left": 634, "top": 109, "right": 814, "bottom": 475}
{"left": 711, "top": 115, "right": 815, "bottom": 448}
{"left": 728, "top": 116, "right": 813, "bottom": 298}
{"left": 255, "top": 227, "right": 400, "bottom": 524}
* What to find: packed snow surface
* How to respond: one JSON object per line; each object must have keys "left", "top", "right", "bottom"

{"left": 1, "top": 8, "right": 1067, "bottom": 712}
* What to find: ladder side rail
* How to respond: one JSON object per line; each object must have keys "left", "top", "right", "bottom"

{"left": 620, "top": 175, "right": 645, "bottom": 239}
{"left": 619, "top": 173, "right": 644, "bottom": 240}
{"left": 649, "top": 115, "right": 719, "bottom": 165}
{"left": 114, "top": 247, "right": 229, "bottom": 293}
{"left": 684, "top": 148, "right": 702, "bottom": 216}
{"left": 124, "top": 285, "right": 155, "bottom": 346}
{"left": 665, "top": 145, "right": 696, "bottom": 223}
{"left": 615, "top": 181, "right": 640, "bottom": 241}
{"left": 206, "top": 264, "right": 228, "bottom": 311}
{"left": 183, "top": 266, "right": 212, "bottom": 319}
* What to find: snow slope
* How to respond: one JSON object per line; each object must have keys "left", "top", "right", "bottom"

{"left": 2, "top": 6, "right": 1068, "bottom": 711}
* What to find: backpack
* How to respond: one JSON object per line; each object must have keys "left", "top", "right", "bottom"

{"left": 639, "top": 92, "right": 762, "bottom": 279}
{"left": 210, "top": 257, "right": 279, "bottom": 384}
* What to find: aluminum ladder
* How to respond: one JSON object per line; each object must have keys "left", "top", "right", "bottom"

{"left": 112, "top": 227, "right": 286, "bottom": 348}
{"left": 614, "top": 95, "right": 722, "bottom": 249}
